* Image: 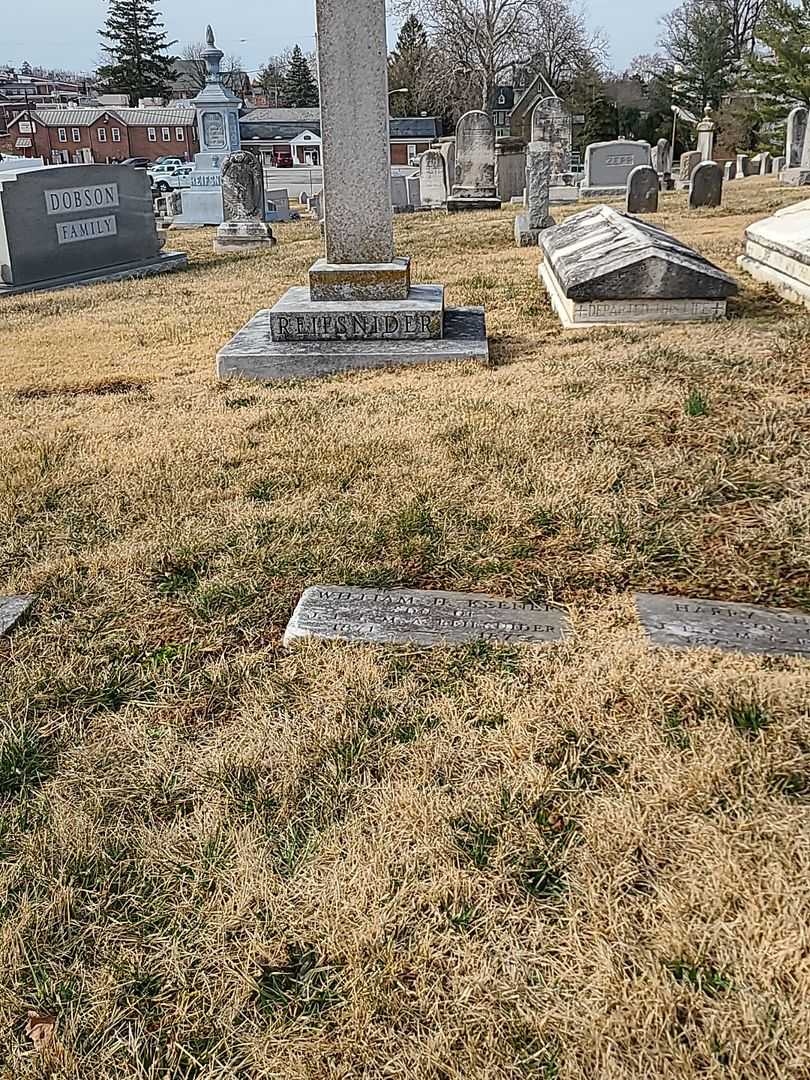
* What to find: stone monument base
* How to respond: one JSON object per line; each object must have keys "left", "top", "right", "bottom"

{"left": 549, "top": 185, "right": 579, "bottom": 204}
{"left": 579, "top": 185, "right": 626, "bottom": 199}
{"left": 780, "top": 168, "right": 810, "bottom": 187}
{"left": 217, "top": 306, "right": 489, "bottom": 381}
{"left": 738, "top": 201, "right": 810, "bottom": 310}
{"left": 214, "top": 221, "right": 276, "bottom": 254}
{"left": 0, "top": 252, "right": 188, "bottom": 298}
{"left": 514, "top": 212, "right": 553, "bottom": 247}
{"left": 309, "top": 256, "right": 410, "bottom": 301}
{"left": 447, "top": 196, "right": 502, "bottom": 213}
{"left": 539, "top": 260, "right": 728, "bottom": 328}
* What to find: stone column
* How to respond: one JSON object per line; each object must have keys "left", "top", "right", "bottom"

{"left": 316, "top": 0, "right": 394, "bottom": 266}
{"left": 696, "top": 106, "right": 715, "bottom": 161}
{"left": 514, "top": 144, "right": 552, "bottom": 246}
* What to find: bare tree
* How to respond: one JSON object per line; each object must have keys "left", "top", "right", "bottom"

{"left": 178, "top": 42, "right": 246, "bottom": 94}
{"left": 722, "top": 0, "right": 767, "bottom": 56}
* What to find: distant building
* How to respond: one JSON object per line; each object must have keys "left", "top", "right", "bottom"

{"left": 1, "top": 106, "right": 198, "bottom": 163}
{"left": 0, "top": 70, "right": 89, "bottom": 137}
{"left": 239, "top": 108, "right": 441, "bottom": 168}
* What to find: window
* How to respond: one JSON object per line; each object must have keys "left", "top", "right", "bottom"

{"left": 407, "top": 143, "right": 417, "bottom": 159}
{"left": 111, "top": 127, "right": 120, "bottom": 142}
{"left": 71, "top": 127, "right": 80, "bottom": 142}
{"left": 147, "top": 127, "right": 157, "bottom": 142}
{"left": 97, "top": 127, "right": 107, "bottom": 142}
{"left": 57, "top": 127, "right": 66, "bottom": 142}
{"left": 176, "top": 127, "right": 185, "bottom": 141}
{"left": 161, "top": 127, "right": 170, "bottom": 141}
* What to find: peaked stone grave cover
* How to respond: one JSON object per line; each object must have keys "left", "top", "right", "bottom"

{"left": 0, "top": 595, "right": 35, "bottom": 635}
{"left": 217, "top": 0, "right": 489, "bottom": 381}
{"left": 284, "top": 586, "right": 570, "bottom": 647}
{"left": 738, "top": 198, "right": 810, "bottom": 309}
{"left": 538, "top": 205, "right": 737, "bottom": 327}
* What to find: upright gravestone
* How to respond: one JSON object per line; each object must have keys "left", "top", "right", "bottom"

{"left": 419, "top": 149, "right": 448, "bottom": 209}
{"left": 679, "top": 151, "right": 702, "bottom": 185}
{"left": 786, "top": 106, "right": 808, "bottom": 168}
{"left": 173, "top": 27, "right": 244, "bottom": 227}
{"left": 772, "top": 155, "right": 786, "bottom": 174}
{"left": 447, "top": 111, "right": 501, "bottom": 212}
{"left": 0, "top": 164, "right": 186, "bottom": 296}
{"left": 626, "top": 165, "right": 659, "bottom": 214}
{"left": 531, "top": 97, "right": 572, "bottom": 182}
{"left": 736, "top": 153, "right": 751, "bottom": 178}
{"left": 696, "top": 106, "right": 715, "bottom": 160}
{"left": 689, "top": 161, "right": 723, "bottom": 209}
{"left": 783, "top": 120, "right": 810, "bottom": 186}
{"left": 653, "top": 137, "right": 673, "bottom": 177}
{"left": 581, "top": 140, "right": 651, "bottom": 198}
{"left": 214, "top": 151, "right": 276, "bottom": 253}
{"left": 724, "top": 160, "right": 737, "bottom": 181}
{"left": 495, "top": 137, "right": 527, "bottom": 203}
{"left": 435, "top": 138, "right": 456, "bottom": 199}
{"left": 514, "top": 143, "right": 553, "bottom": 246}
{"left": 216, "top": 0, "right": 489, "bottom": 380}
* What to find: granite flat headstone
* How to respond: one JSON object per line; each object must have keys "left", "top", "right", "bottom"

{"left": 635, "top": 593, "right": 810, "bottom": 659}
{"left": 581, "top": 140, "right": 651, "bottom": 198}
{"left": 284, "top": 585, "right": 570, "bottom": 647}
{"left": 626, "top": 165, "right": 659, "bottom": 214}
{"left": 0, "top": 594, "right": 35, "bottom": 635}
{"left": 689, "top": 161, "right": 723, "bottom": 209}
{"left": 0, "top": 164, "right": 186, "bottom": 296}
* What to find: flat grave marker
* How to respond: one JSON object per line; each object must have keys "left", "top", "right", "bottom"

{"left": 0, "top": 595, "right": 35, "bottom": 635}
{"left": 635, "top": 593, "right": 810, "bottom": 659}
{"left": 284, "top": 586, "right": 570, "bottom": 648}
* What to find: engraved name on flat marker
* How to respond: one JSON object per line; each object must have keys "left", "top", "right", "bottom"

{"left": 284, "top": 586, "right": 570, "bottom": 648}
{"left": 635, "top": 593, "right": 810, "bottom": 658}
{"left": 0, "top": 594, "right": 35, "bottom": 636}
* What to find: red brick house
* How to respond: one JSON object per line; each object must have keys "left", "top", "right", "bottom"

{"left": 1, "top": 106, "right": 198, "bottom": 163}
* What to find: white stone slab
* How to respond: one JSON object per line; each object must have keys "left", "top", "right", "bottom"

{"left": 284, "top": 585, "right": 570, "bottom": 647}
{"left": 635, "top": 593, "right": 810, "bottom": 659}
{"left": 217, "top": 306, "right": 489, "bottom": 381}
{"left": 738, "top": 198, "right": 810, "bottom": 308}
{"left": 0, "top": 595, "right": 35, "bottom": 635}
{"left": 539, "top": 260, "right": 727, "bottom": 328}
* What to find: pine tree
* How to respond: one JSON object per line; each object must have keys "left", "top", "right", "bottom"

{"left": 283, "top": 46, "right": 319, "bottom": 108}
{"left": 746, "top": 0, "right": 810, "bottom": 126}
{"left": 388, "top": 16, "right": 431, "bottom": 117}
{"left": 582, "top": 87, "right": 618, "bottom": 144}
{"left": 97, "top": 0, "right": 177, "bottom": 107}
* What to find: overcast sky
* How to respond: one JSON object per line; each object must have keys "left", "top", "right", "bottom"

{"left": 3, "top": 0, "right": 672, "bottom": 78}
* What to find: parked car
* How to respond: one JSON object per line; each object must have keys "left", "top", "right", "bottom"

{"left": 148, "top": 162, "right": 183, "bottom": 192}
{"left": 151, "top": 164, "right": 194, "bottom": 195}
{"left": 152, "top": 156, "right": 184, "bottom": 168}
{"left": 119, "top": 157, "right": 151, "bottom": 168}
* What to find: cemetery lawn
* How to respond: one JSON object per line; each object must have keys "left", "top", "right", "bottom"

{"left": 1, "top": 176, "right": 810, "bottom": 1079}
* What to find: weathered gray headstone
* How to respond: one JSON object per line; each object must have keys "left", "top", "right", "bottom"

{"left": 736, "top": 153, "right": 751, "bottom": 178}
{"left": 515, "top": 143, "right": 553, "bottom": 246}
{"left": 772, "top": 155, "right": 786, "bottom": 174}
{"left": 284, "top": 585, "right": 570, "bottom": 647}
{"left": 214, "top": 151, "right": 276, "bottom": 253}
{"left": 0, "top": 595, "right": 35, "bottom": 635}
{"left": 447, "top": 110, "right": 501, "bottom": 212}
{"left": 696, "top": 106, "right": 716, "bottom": 160}
{"left": 419, "top": 149, "right": 447, "bottom": 208}
{"left": 538, "top": 205, "right": 737, "bottom": 328}
{"left": 758, "top": 152, "right": 772, "bottom": 175}
{"left": 738, "top": 197, "right": 810, "bottom": 308}
{"left": 635, "top": 593, "right": 810, "bottom": 659}
{"left": 495, "top": 137, "right": 527, "bottom": 202}
{"left": 0, "top": 164, "right": 186, "bottom": 296}
{"left": 689, "top": 161, "right": 723, "bottom": 209}
{"left": 653, "top": 137, "right": 673, "bottom": 176}
{"left": 724, "top": 160, "right": 737, "bottom": 181}
{"left": 531, "top": 97, "right": 572, "bottom": 181}
{"left": 435, "top": 138, "right": 456, "bottom": 199}
{"left": 787, "top": 106, "right": 808, "bottom": 168}
{"left": 679, "top": 151, "right": 702, "bottom": 183}
{"left": 581, "top": 140, "right": 651, "bottom": 198}
{"left": 626, "top": 165, "right": 659, "bottom": 214}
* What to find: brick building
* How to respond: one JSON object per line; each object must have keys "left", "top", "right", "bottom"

{"left": 1, "top": 106, "right": 198, "bottom": 163}
{"left": 239, "top": 108, "right": 441, "bottom": 168}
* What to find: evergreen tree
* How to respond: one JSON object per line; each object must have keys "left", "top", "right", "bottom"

{"left": 97, "top": 0, "right": 176, "bottom": 107}
{"left": 388, "top": 15, "right": 431, "bottom": 117}
{"left": 746, "top": 0, "right": 810, "bottom": 126}
{"left": 660, "top": 0, "right": 737, "bottom": 109}
{"left": 283, "top": 45, "right": 319, "bottom": 108}
{"left": 582, "top": 86, "right": 619, "bottom": 144}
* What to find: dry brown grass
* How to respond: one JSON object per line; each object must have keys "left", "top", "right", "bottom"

{"left": 0, "top": 176, "right": 809, "bottom": 1079}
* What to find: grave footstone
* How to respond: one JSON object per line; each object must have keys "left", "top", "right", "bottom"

{"left": 515, "top": 143, "right": 553, "bottom": 246}
{"left": 214, "top": 151, "right": 276, "bottom": 253}
{"left": 581, "top": 140, "right": 651, "bottom": 198}
{"left": 284, "top": 585, "right": 570, "bottom": 647}
{"left": 419, "top": 149, "right": 448, "bottom": 208}
{"left": 538, "top": 205, "right": 737, "bottom": 328}
{"left": 688, "top": 161, "right": 723, "bottom": 209}
{"left": 786, "top": 106, "right": 808, "bottom": 168}
{"left": 635, "top": 593, "right": 810, "bottom": 659}
{"left": 447, "top": 110, "right": 501, "bottom": 212}
{"left": 217, "top": 0, "right": 489, "bottom": 381}
{"left": 738, "top": 197, "right": 810, "bottom": 309}
{"left": 531, "top": 97, "right": 572, "bottom": 182}
{"left": 0, "top": 164, "right": 186, "bottom": 296}
{"left": 626, "top": 165, "right": 659, "bottom": 214}
{"left": 0, "top": 595, "right": 35, "bottom": 635}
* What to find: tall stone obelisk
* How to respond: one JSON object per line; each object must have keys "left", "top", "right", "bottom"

{"left": 215, "top": 0, "right": 489, "bottom": 381}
